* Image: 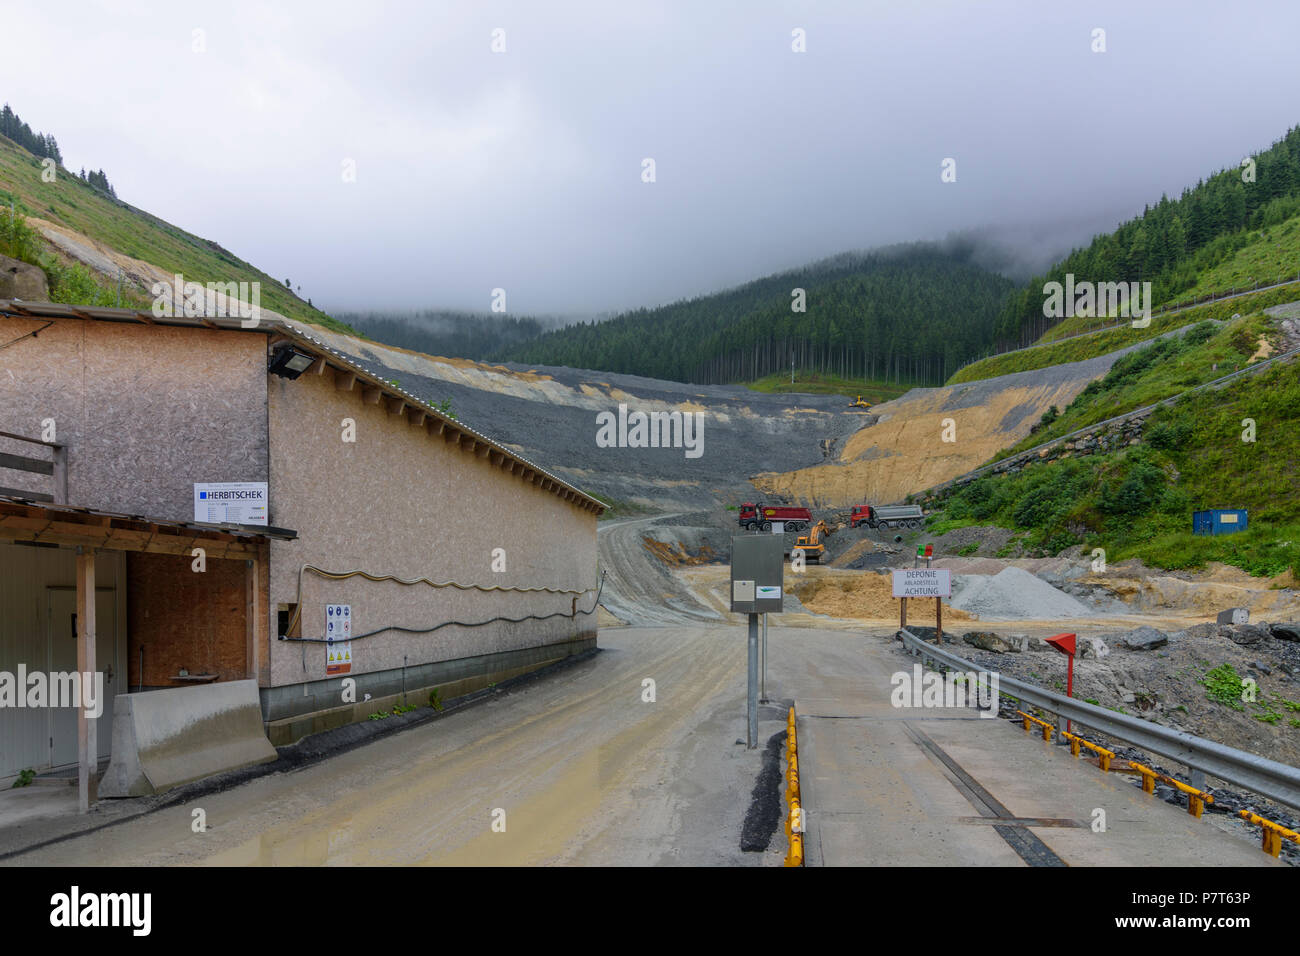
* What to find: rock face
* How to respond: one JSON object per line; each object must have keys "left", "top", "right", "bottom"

{"left": 1120, "top": 626, "right": 1168, "bottom": 650}
{"left": 0, "top": 255, "right": 49, "bottom": 301}
{"left": 963, "top": 631, "right": 1012, "bottom": 654}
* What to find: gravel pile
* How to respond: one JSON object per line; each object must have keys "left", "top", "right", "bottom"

{"left": 950, "top": 566, "right": 1094, "bottom": 620}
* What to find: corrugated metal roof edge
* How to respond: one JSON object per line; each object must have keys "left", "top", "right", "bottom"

{"left": 0, "top": 299, "right": 607, "bottom": 516}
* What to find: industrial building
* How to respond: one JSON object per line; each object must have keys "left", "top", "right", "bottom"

{"left": 0, "top": 298, "right": 603, "bottom": 809}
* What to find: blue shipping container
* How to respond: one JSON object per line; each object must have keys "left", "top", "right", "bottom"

{"left": 1192, "top": 509, "right": 1249, "bottom": 536}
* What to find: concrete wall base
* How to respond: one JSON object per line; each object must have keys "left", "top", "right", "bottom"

{"left": 263, "top": 635, "right": 596, "bottom": 746}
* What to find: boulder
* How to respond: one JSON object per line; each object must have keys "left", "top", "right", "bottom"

{"left": 1004, "top": 634, "right": 1033, "bottom": 653}
{"left": 0, "top": 254, "right": 49, "bottom": 301}
{"left": 1269, "top": 622, "right": 1300, "bottom": 642}
{"left": 1079, "top": 636, "right": 1110, "bottom": 659}
{"left": 1120, "top": 626, "right": 1168, "bottom": 651}
{"left": 1224, "top": 624, "right": 1269, "bottom": 646}
{"left": 962, "top": 631, "right": 1011, "bottom": 654}
{"left": 1216, "top": 607, "right": 1250, "bottom": 626}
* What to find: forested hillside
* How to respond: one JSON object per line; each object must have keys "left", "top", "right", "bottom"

{"left": 506, "top": 241, "right": 1016, "bottom": 386}
{"left": 339, "top": 310, "right": 555, "bottom": 362}
{"left": 997, "top": 126, "right": 1300, "bottom": 347}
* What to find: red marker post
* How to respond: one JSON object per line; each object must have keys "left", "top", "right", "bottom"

{"left": 1045, "top": 633, "right": 1077, "bottom": 733}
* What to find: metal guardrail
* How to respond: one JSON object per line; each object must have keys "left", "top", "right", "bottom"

{"left": 898, "top": 628, "right": 1300, "bottom": 812}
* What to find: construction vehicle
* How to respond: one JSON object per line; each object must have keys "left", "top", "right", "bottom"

{"left": 738, "top": 502, "right": 812, "bottom": 532}
{"left": 848, "top": 395, "right": 872, "bottom": 409}
{"left": 791, "top": 520, "right": 835, "bottom": 563}
{"left": 849, "top": 503, "right": 924, "bottom": 530}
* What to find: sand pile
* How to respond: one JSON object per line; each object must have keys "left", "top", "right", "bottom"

{"left": 788, "top": 569, "right": 975, "bottom": 622}
{"left": 949, "top": 566, "right": 1093, "bottom": 620}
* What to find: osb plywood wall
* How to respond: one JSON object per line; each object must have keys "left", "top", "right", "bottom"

{"left": 266, "top": 371, "right": 599, "bottom": 687}
{"left": 127, "top": 552, "right": 248, "bottom": 686}
{"left": 0, "top": 316, "right": 268, "bottom": 521}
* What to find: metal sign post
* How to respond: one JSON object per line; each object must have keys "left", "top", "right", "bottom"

{"left": 761, "top": 612, "right": 768, "bottom": 703}
{"left": 731, "top": 535, "right": 785, "bottom": 749}
{"left": 747, "top": 613, "right": 759, "bottom": 748}
{"left": 1045, "top": 633, "right": 1077, "bottom": 734}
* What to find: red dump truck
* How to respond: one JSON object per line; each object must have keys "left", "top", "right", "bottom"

{"left": 738, "top": 502, "right": 812, "bottom": 532}
{"left": 849, "top": 504, "right": 924, "bottom": 530}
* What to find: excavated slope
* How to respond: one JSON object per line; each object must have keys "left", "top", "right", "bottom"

{"left": 752, "top": 351, "right": 1130, "bottom": 507}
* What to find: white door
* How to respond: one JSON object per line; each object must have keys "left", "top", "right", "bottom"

{"left": 47, "top": 588, "right": 117, "bottom": 768}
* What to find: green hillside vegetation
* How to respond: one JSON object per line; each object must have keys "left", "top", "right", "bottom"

{"left": 996, "top": 126, "right": 1300, "bottom": 347}
{"left": 999, "top": 315, "right": 1275, "bottom": 455}
{"left": 0, "top": 130, "right": 350, "bottom": 331}
{"left": 930, "top": 323, "right": 1300, "bottom": 578}
{"left": 1176, "top": 215, "right": 1300, "bottom": 301}
{"left": 507, "top": 241, "right": 1016, "bottom": 387}
{"left": 744, "top": 369, "right": 910, "bottom": 403}
{"left": 1032, "top": 215, "right": 1300, "bottom": 344}
{"left": 948, "top": 282, "right": 1300, "bottom": 384}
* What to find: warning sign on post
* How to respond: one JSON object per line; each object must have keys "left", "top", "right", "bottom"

{"left": 325, "top": 604, "right": 352, "bottom": 675}
{"left": 892, "top": 569, "right": 951, "bottom": 598}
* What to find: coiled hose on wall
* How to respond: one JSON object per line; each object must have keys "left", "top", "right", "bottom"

{"left": 277, "top": 565, "right": 606, "bottom": 644}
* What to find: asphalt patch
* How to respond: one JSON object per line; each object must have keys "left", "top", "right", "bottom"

{"left": 739, "top": 729, "right": 788, "bottom": 852}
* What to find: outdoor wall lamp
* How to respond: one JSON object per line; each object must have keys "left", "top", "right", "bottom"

{"left": 268, "top": 344, "right": 316, "bottom": 379}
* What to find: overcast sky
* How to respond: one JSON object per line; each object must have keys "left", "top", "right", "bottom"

{"left": 6, "top": 1, "right": 1300, "bottom": 316}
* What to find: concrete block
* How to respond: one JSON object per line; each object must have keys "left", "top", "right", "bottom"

{"left": 98, "top": 679, "right": 277, "bottom": 797}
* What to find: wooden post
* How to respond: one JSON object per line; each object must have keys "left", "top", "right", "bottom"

{"left": 52, "top": 444, "right": 68, "bottom": 504}
{"left": 900, "top": 596, "right": 907, "bottom": 630}
{"left": 935, "top": 597, "right": 942, "bottom": 643}
{"left": 76, "top": 546, "right": 97, "bottom": 812}
{"left": 245, "top": 557, "right": 258, "bottom": 682}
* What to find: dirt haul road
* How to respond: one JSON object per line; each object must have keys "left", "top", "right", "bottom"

{"left": 7, "top": 626, "right": 788, "bottom": 867}
{"left": 597, "top": 513, "right": 724, "bottom": 625}
{"left": 8, "top": 622, "right": 1279, "bottom": 868}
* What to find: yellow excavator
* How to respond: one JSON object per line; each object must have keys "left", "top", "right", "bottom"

{"left": 848, "top": 395, "right": 872, "bottom": 409}
{"left": 791, "top": 519, "right": 835, "bottom": 564}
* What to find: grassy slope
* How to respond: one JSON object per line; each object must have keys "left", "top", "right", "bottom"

{"left": 947, "top": 282, "right": 1300, "bottom": 385}
{"left": 998, "top": 315, "right": 1273, "bottom": 457}
{"left": 927, "top": 312, "right": 1300, "bottom": 577}
{"left": 744, "top": 369, "right": 910, "bottom": 403}
{"left": 1032, "top": 216, "right": 1300, "bottom": 344}
{"left": 0, "top": 135, "right": 351, "bottom": 331}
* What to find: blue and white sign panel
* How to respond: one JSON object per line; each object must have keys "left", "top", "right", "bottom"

{"left": 193, "top": 481, "right": 268, "bottom": 525}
